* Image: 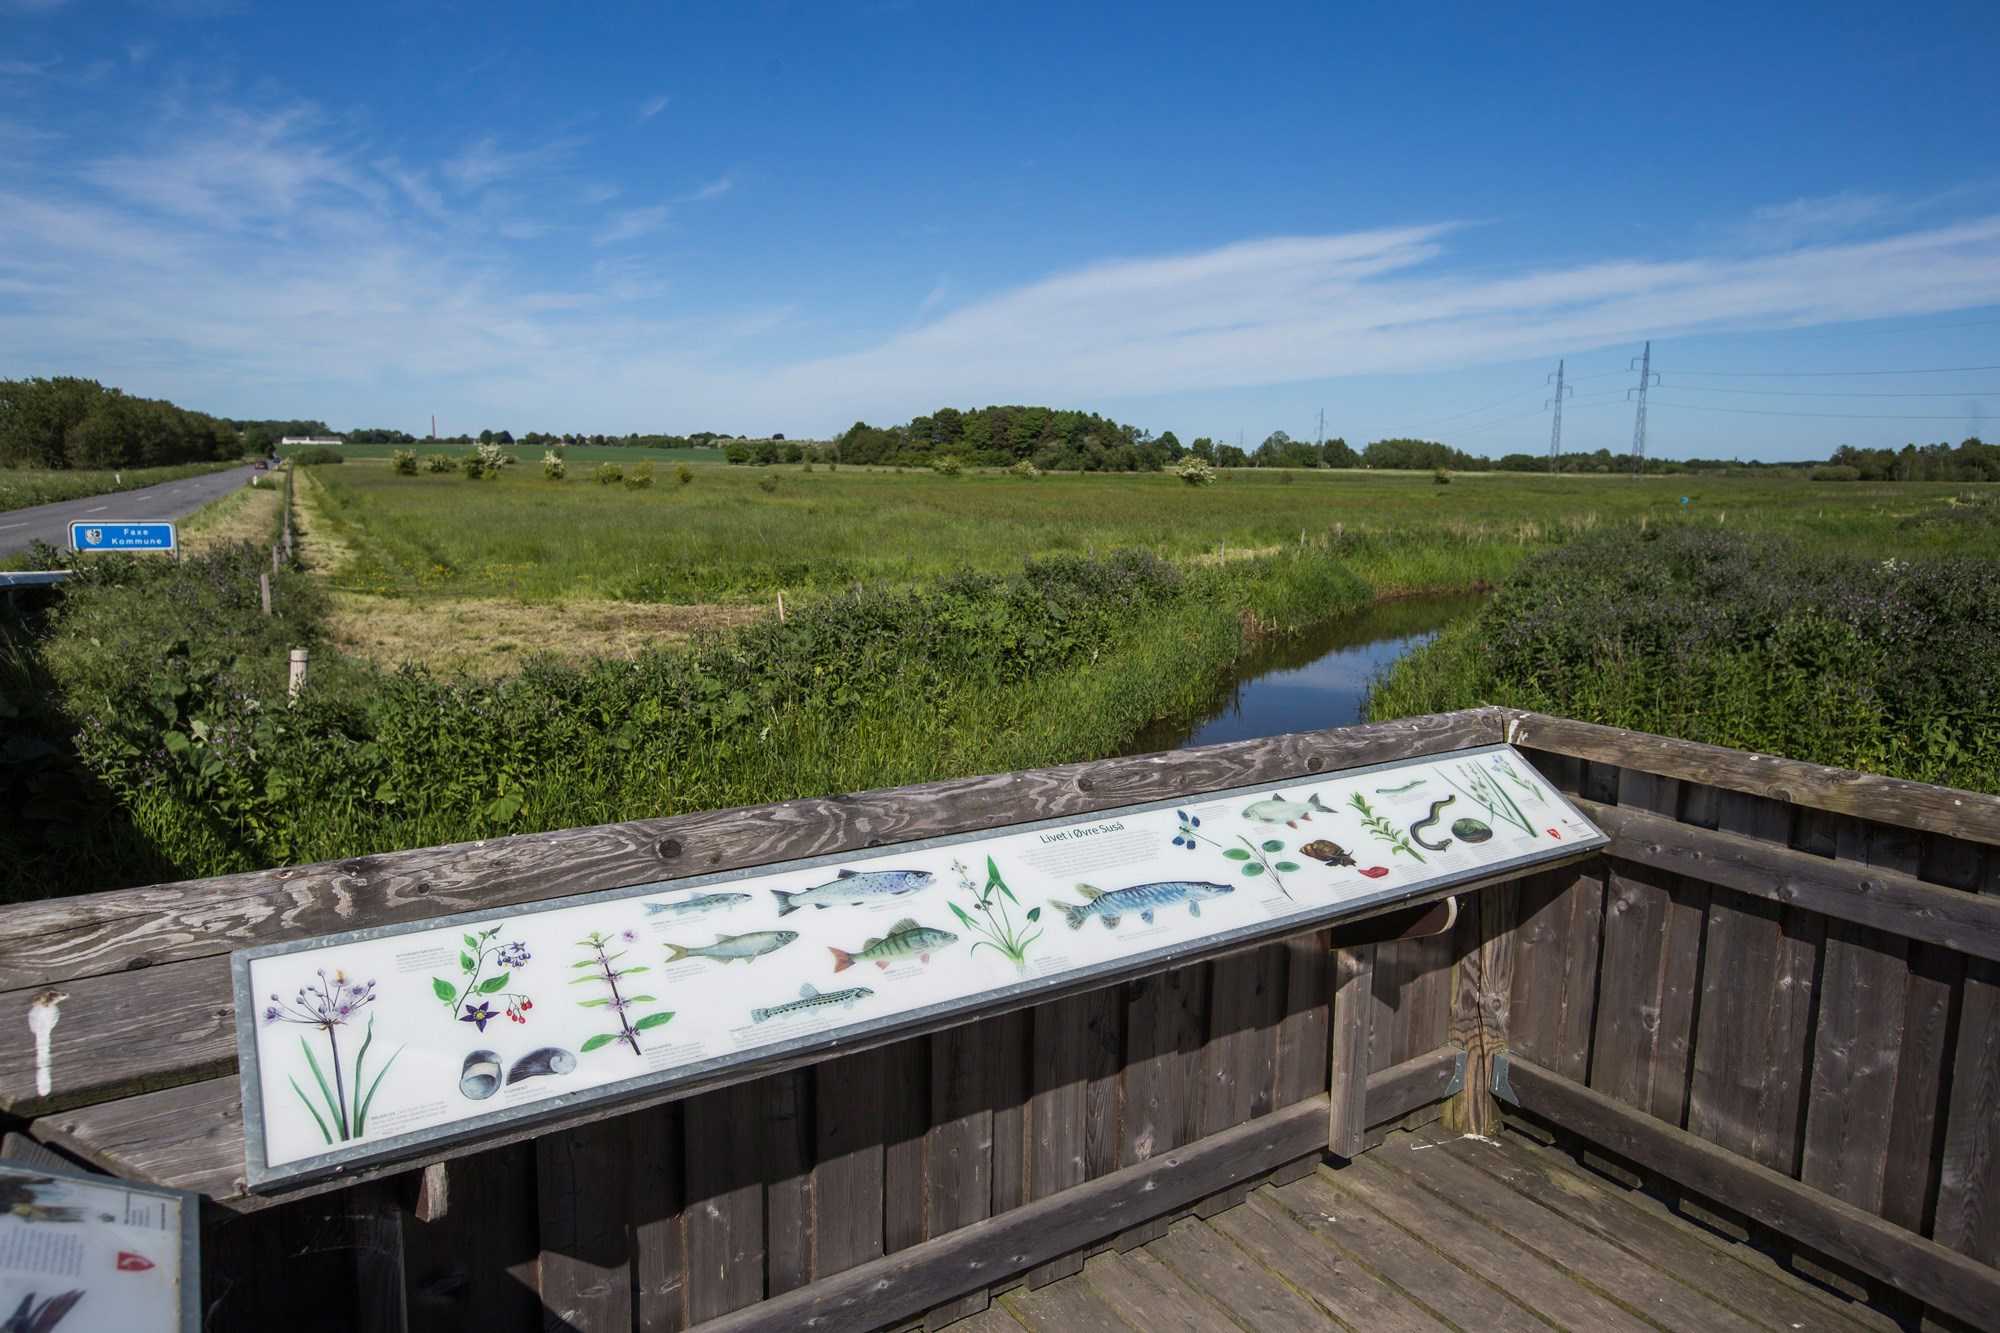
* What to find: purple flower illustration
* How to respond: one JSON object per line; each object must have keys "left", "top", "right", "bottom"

{"left": 263, "top": 965, "right": 399, "bottom": 1146}
{"left": 496, "top": 941, "right": 532, "bottom": 968}
{"left": 460, "top": 1002, "right": 496, "bottom": 1032}
{"left": 433, "top": 926, "right": 536, "bottom": 1029}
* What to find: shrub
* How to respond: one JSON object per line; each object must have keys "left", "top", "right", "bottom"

{"left": 542, "top": 450, "right": 567, "bottom": 481}
{"left": 675, "top": 463, "right": 694, "bottom": 486}
{"left": 459, "top": 453, "right": 486, "bottom": 479}
{"left": 291, "top": 446, "right": 344, "bottom": 465}
{"left": 595, "top": 462, "right": 624, "bottom": 486}
{"left": 624, "top": 461, "right": 656, "bottom": 489}
{"left": 758, "top": 474, "right": 779, "bottom": 494}
{"left": 1009, "top": 460, "right": 1042, "bottom": 479}
{"left": 424, "top": 453, "right": 453, "bottom": 473}
{"left": 1433, "top": 467, "right": 1451, "bottom": 485}
{"left": 476, "top": 442, "right": 508, "bottom": 473}
{"left": 1176, "top": 457, "right": 1216, "bottom": 486}
{"left": 1810, "top": 465, "right": 1861, "bottom": 481}
{"left": 390, "top": 449, "right": 418, "bottom": 476}
{"left": 931, "top": 455, "right": 964, "bottom": 477}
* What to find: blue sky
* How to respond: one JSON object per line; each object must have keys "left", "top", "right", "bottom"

{"left": 3, "top": 1, "right": 1999, "bottom": 459}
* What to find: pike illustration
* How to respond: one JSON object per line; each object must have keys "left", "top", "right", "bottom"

{"left": 1048, "top": 879, "right": 1233, "bottom": 930}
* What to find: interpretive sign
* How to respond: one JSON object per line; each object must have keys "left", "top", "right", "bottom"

{"left": 0, "top": 1161, "right": 198, "bottom": 1332}
{"left": 68, "top": 521, "right": 176, "bottom": 553}
{"left": 233, "top": 743, "right": 1605, "bottom": 1189}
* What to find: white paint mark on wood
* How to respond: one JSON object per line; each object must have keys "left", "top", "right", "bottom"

{"left": 28, "top": 990, "right": 66, "bottom": 1098}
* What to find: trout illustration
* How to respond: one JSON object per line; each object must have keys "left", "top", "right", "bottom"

{"left": 771, "top": 868, "right": 934, "bottom": 916}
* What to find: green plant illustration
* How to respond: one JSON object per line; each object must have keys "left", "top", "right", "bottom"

{"left": 262, "top": 967, "right": 402, "bottom": 1145}
{"left": 947, "top": 857, "right": 1042, "bottom": 966}
{"left": 432, "top": 925, "right": 534, "bottom": 1030}
{"left": 1173, "top": 809, "right": 1299, "bottom": 898}
{"left": 1486, "top": 754, "right": 1548, "bottom": 806}
{"left": 1348, "top": 792, "right": 1425, "bottom": 862}
{"left": 572, "top": 929, "right": 673, "bottom": 1056}
{"left": 1440, "top": 762, "right": 1538, "bottom": 837}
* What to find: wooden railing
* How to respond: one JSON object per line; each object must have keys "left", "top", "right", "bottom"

{"left": 1, "top": 706, "right": 1995, "bottom": 1331}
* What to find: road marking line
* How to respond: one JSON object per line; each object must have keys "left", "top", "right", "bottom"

{"left": 0, "top": 522, "right": 25, "bottom": 530}
{"left": 84, "top": 505, "right": 109, "bottom": 513}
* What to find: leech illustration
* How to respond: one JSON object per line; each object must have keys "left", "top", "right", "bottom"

{"left": 771, "top": 868, "right": 934, "bottom": 915}
{"left": 1374, "top": 779, "right": 1426, "bottom": 795}
{"left": 828, "top": 919, "right": 958, "bottom": 972}
{"left": 661, "top": 930, "right": 799, "bottom": 964}
{"left": 1409, "top": 796, "right": 1457, "bottom": 852}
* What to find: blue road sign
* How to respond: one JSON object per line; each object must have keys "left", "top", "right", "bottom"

{"left": 70, "top": 520, "right": 178, "bottom": 552}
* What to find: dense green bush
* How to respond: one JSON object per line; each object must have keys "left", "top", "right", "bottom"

{"left": 625, "top": 461, "right": 655, "bottom": 489}
{"left": 1810, "top": 464, "right": 1861, "bottom": 481}
{"left": 675, "top": 463, "right": 694, "bottom": 486}
{"left": 390, "top": 450, "right": 418, "bottom": 475}
{"left": 290, "top": 446, "right": 345, "bottom": 465}
{"left": 424, "top": 453, "right": 453, "bottom": 473}
{"left": 1372, "top": 528, "right": 2000, "bottom": 793}
{"left": 595, "top": 462, "right": 624, "bottom": 486}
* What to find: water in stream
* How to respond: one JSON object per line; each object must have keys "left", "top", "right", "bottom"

{"left": 1125, "top": 592, "right": 1484, "bottom": 755}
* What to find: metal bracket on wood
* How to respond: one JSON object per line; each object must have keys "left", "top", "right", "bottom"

{"left": 1490, "top": 1051, "right": 1517, "bottom": 1105}
{"left": 1444, "top": 1049, "right": 1468, "bottom": 1099}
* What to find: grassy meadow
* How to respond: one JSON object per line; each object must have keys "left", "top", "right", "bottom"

{"left": 278, "top": 440, "right": 727, "bottom": 465}
{"left": 295, "top": 457, "right": 1986, "bottom": 605}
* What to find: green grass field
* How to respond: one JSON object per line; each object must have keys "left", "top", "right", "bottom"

{"left": 279, "top": 441, "right": 727, "bottom": 464}
{"left": 0, "top": 459, "right": 244, "bottom": 513}
{"left": 300, "top": 457, "right": 1992, "bottom": 603}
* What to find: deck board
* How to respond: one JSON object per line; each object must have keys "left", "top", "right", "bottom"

{"left": 936, "top": 1126, "right": 1891, "bottom": 1333}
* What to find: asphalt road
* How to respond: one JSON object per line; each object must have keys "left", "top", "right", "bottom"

{"left": 0, "top": 463, "right": 263, "bottom": 561}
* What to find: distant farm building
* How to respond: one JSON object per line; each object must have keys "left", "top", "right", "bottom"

{"left": 280, "top": 436, "right": 344, "bottom": 446}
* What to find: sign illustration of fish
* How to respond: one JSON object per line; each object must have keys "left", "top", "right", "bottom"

{"left": 643, "top": 892, "right": 752, "bottom": 918}
{"left": 1049, "top": 880, "right": 1233, "bottom": 930}
{"left": 752, "top": 983, "right": 874, "bottom": 1023}
{"left": 829, "top": 919, "right": 958, "bottom": 972}
{"left": 662, "top": 930, "right": 799, "bottom": 964}
{"left": 1241, "top": 792, "right": 1331, "bottom": 828}
{"left": 771, "top": 867, "right": 934, "bottom": 916}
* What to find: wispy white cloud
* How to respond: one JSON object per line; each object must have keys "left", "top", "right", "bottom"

{"left": 686, "top": 175, "right": 732, "bottom": 202}
{"left": 127, "top": 42, "right": 154, "bottom": 65}
{"left": 83, "top": 107, "right": 372, "bottom": 226}
{"left": 595, "top": 204, "right": 670, "bottom": 245}
{"left": 441, "top": 134, "right": 579, "bottom": 191}
{"left": 638, "top": 93, "right": 669, "bottom": 121}
{"left": 1737, "top": 191, "right": 1895, "bottom": 249}
{"left": 0, "top": 56, "right": 61, "bottom": 80}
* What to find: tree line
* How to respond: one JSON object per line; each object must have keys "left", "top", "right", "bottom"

{"left": 0, "top": 378, "right": 260, "bottom": 470}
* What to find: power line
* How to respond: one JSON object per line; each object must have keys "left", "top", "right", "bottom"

{"left": 1666, "top": 363, "right": 2000, "bottom": 378}
{"left": 1650, "top": 400, "right": 1987, "bottom": 421}
{"left": 1661, "top": 383, "right": 2000, "bottom": 398}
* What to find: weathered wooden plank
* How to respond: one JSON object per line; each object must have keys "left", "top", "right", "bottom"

{"left": 629, "top": 1103, "right": 687, "bottom": 1332}
{"left": 1114, "top": 965, "right": 1204, "bottom": 1249}
{"left": 763, "top": 1070, "right": 814, "bottom": 1296}
{"left": 1191, "top": 949, "right": 1280, "bottom": 1215}
{"left": 1325, "top": 1151, "right": 1661, "bottom": 1331}
{"left": 536, "top": 1116, "right": 636, "bottom": 1333}
{"left": 1446, "top": 882, "right": 1516, "bottom": 1135}
{"left": 1080, "top": 1248, "right": 1240, "bottom": 1333}
{"left": 811, "top": 1047, "right": 890, "bottom": 1279}
{"left": 682, "top": 1079, "right": 767, "bottom": 1324}
{"left": 1685, "top": 790, "right": 1819, "bottom": 1174}
{"left": 987, "top": 1007, "right": 1032, "bottom": 1229}
{"left": 1376, "top": 1129, "right": 1768, "bottom": 1333}
{"left": 1147, "top": 1217, "right": 1332, "bottom": 1333}
{"left": 1589, "top": 770, "right": 1705, "bottom": 1125}
{"left": 1025, "top": 992, "right": 1099, "bottom": 1288}
{"left": 925, "top": 1018, "right": 997, "bottom": 1323}
{"left": 1501, "top": 710, "right": 2000, "bottom": 846}
{"left": 1000, "top": 1273, "right": 1132, "bottom": 1332}
{"left": 1934, "top": 847, "right": 2000, "bottom": 1266}
{"left": 1264, "top": 1173, "right": 1553, "bottom": 1333}
{"left": 400, "top": 1142, "right": 542, "bottom": 1333}
{"left": 1579, "top": 800, "right": 2000, "bottom": 964}
{"left": 882, "top": 1036, "right": 929, "bottom": 1257}
{"left": 693, "top": 1089, "right": 1332, "bottom": 1333}
{"left": 1507, "top": 859, "right": 1605, "bottom": 1081}
{"left": 1495, "top": 1053, "right": 2000, "bottom": 1330}
{"left": 1800, "top": 822, "right": 1915, "bottom": 1217}
{"left": 1273, "top": 928, "right": 1330, "bottom": 1107}
{"left": 1326, "top": 945, "right": 1373, "bottom": 1157}
{"left": 0, "top": 709, "right": 1505, "bottom": 991}
{"left": 1212, "top": 1188, "right": 1453, "bottom": 1332}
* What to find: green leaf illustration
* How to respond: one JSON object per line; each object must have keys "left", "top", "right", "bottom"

{"left": 432, "top": 977, "right": 457, "bottom": 1003}
{"left": 618, "top": 965, "right": 650, "bottom": 975}
{"left": 1261, "top": 839, "right": 1284, "bottom": 852}
{"left": 477, "top": 972, "right": 511, "bottom": 994}
{"left": 1274, "top": 861, "right": 1301, "bottom": 872}
{"left": 288, "top": 1077, "right": 332, "bottom": 1143}
{"left": 571, "top": 958, "right": 598, "bottom": 967}
{"left": 1026, "top": 906, "right": 1041, "bottom": 921}
{"left": 462, "top": 933, "right": 479, "bottom": 950}
{"left": 948, "top": 902, "right": 975, "bottom": 928}
{"left": 1243, "top": 863, "right": 1265, "bottom": 877}
{"left": 1223, "top": 848, "right": 1252, "bottom": 861}
{"left": 459, "top": 952, "right": 475, "bottom": 973}
{"left": 625, "top": 995, "right": 657, "bottom": 1003}
{"left": 298, "top": 1036, "right": 345, "bottom": 1140}
{"left": 578, "top": 998, "right": 610, "bottom": 1007}
{"left": 580, "top": 1034, "right": 619, "bottom": 1052}
{"left": 634, "top": 1012, "right": 675, "bottom": 1030}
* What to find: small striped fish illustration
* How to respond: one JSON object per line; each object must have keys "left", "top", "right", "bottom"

{"left": 1048, "top": 880, "right": 1233, "bottom": 930}
{"left": 752, "top": 984, "right": 874, "bottom": 1024}
{"left": 643, "top": 893, "right": 752, "bottom": 918}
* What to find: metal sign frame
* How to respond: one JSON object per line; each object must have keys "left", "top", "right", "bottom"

{"left": 68, "top": 521, "right": 178, "bottom": 553}
{"left": 0, "top": 1156, "right": 201, "bottom": 1333}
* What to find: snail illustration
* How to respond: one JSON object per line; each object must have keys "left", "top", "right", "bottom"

{"left": 1450, "top": 817, "right": 1493, "bottom": 844}
{"left": 507, "top": 1046, "right": 578, "bottom": 1086}
{"left": 1408, "top": 796, "right": 1457, "bottom": 853}
{"left": 459, "top": 1050, "right": 501, "bottom": 1100}
{"left": 1298, "top": 839, "right": 1357, "bottom": 868}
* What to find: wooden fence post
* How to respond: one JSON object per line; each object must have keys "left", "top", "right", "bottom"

{"left": 288, "top": 648, "right": 309, "bottom": 700}
{"left": 259, "top": 572, "right": 272, "bottom": 617}
{"left": 1445, "top": 884, "right": 1517, "bottom": 1135}
{"left": 1327, "top": 945, "right": 1374, "bottom": 1157}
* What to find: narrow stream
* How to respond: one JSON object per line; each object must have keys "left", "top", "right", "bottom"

{"left": 1125, "top": 592, "right": 1484, "bottom": 755}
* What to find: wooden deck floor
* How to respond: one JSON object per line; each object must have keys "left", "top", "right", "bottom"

{"left": 948, "top": 1127, "right": 1899, "bottom": 1333}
